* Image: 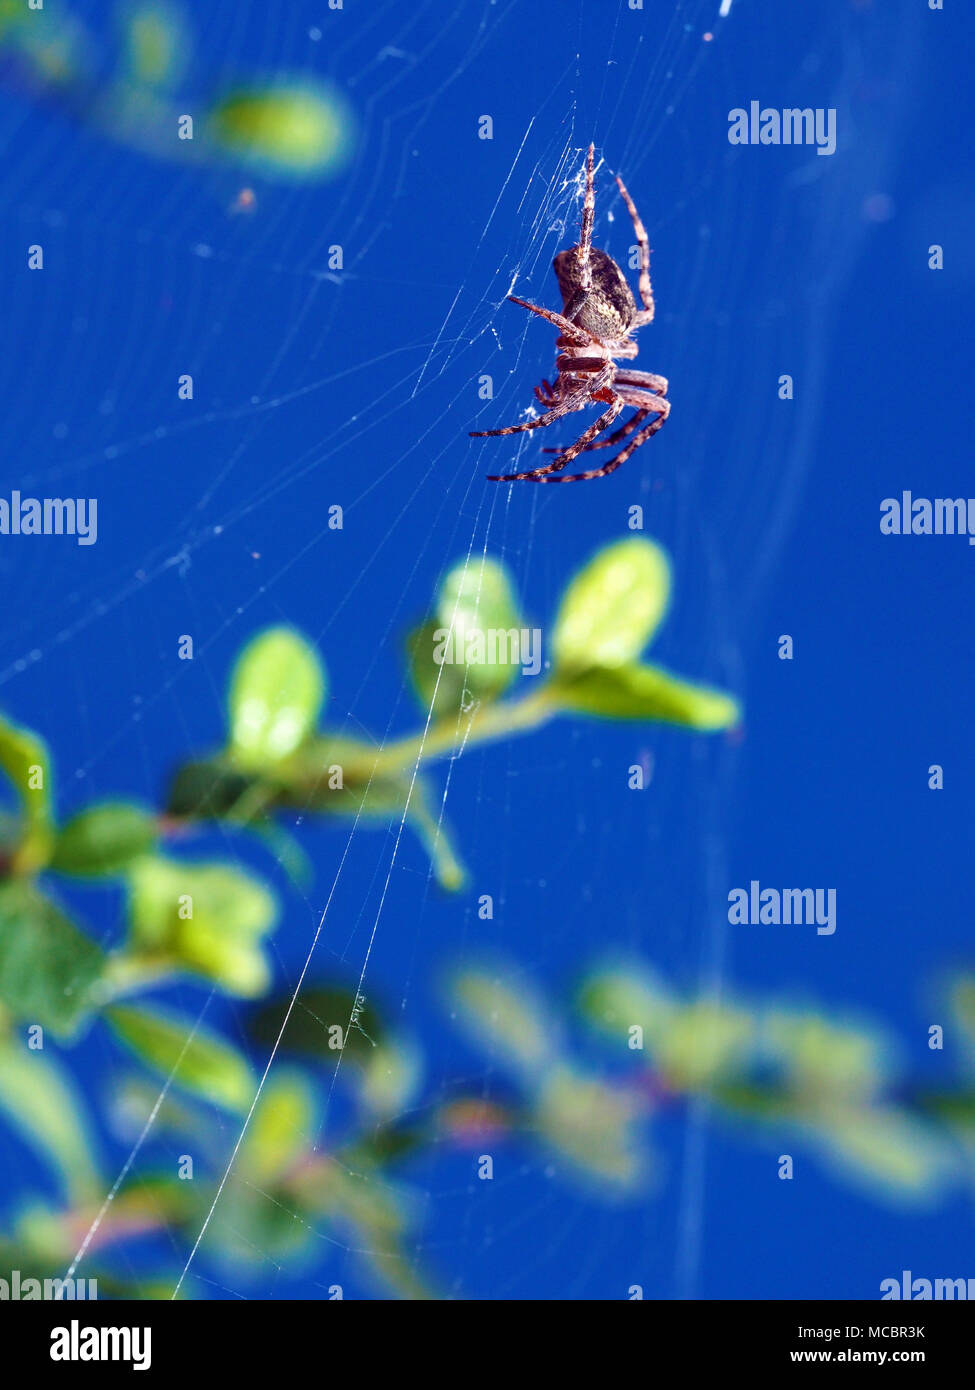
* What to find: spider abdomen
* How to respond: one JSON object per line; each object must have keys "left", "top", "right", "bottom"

{"left": 553, "top": 246, "right": 637, "bottom": 340}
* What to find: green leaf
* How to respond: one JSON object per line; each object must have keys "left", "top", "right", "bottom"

{"left": 653, "top": 1002, "right": 755, "bottom": 1089}
{"left": 534, "top": 1065, "right": 645, "bottom": 1188}
{"left": 813, "top": 1106, "right": 953, "bottom": 1200}
{"left": 552, "top": 537, "right": 670, "bottom": 671}
{"left": 122, "top": 3, "right": 187, "bottom": 87}
{"left": 205, "top": 1174, "right": 315, "bottom": 1269}
{"left": 51, "top": 801, "right": 158, "bottom": 877}
{"left": 165, "top": 760, "right": 259, "bottom": 820}
{"left": 436, "top": 557, "right": 526, "bottom": 698}
{"left": 106, "top": 1003, "right": 255, "bottom": 1113}
{"left": 207, "top": 84, "right": 351, "bottom": 177}
{"left": 578, "top": 966, "right": 677, "bottom": 1042}
{"left": 0, "top": 1040, "right": 100, "bottom": 1201}
{"left": 764, "top": 1010, "right": 887, "bottom": 1101}
{"left": 406, "top": 620, "right": 470, "bottom": 719}
{"left": 551, "top": 661, "right": 739, "bottom": 729}
{"left": 127, "top": 857, "right": 276, "bottom": 997}
{"left": 228, "top": 627, "right": 326, "bottom": 771}
{"left": 450, "top": 967, "right": 555, "bottom": 1079}
{"left": 0, "top": 710, "right": 54, "bottom": 871}
{"left": 357, "top": 1037, "right": 422, "bottom": 1118}
{"left": 0, "top": 880, "right": 103, "bottom": 1034}
{"left": 948, "top": 975, "right": 975, "bottom": 1068}
{"left": 248, "top": 985, "right": 386, "bottom": 1062}
{"left": 408, "top": 557, "right": 527, "bottom": 718}
{"left": 239, "top": 1073, "right": 315, "bottom": 1182}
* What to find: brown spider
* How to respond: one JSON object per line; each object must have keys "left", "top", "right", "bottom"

{"left": 470, "top": 144, "right": 669, "bottom": 483}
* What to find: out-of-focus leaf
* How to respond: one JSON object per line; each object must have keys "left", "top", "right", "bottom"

{"left": 51, "top": 801, "right": 158, "bottom": 877}
{"left": 450, "top": 967, "right": 555, "bottom": 1078}
{"left": 653, "top": 1002, "right": 755, "bottom": 1089}
{"left": 551, "top": 661, "right": 739, "bottom": 730}
{"left": 0, "top": 4, "right": 92, "bottom": 90}
{"left": 438, "top": 556, "right": 522, "bottom": 639}
{"left": 205, "top": 1173, "right": 315, "bottom": 1268}
{"left": 0, "top": 880, "right": 103, "bottom": 1034}
{"left": 406, "top": 620, "right": 471, "bottom": 720}
{"left": 248, "top": 985, "right": 386, "bottom": 1060}
{"left": 534, "top": 1065, "right": 645, "bottom": 1189}
{"left": 0, "top": 710, "right": 54, "bottom": 871}
{"left": 0, "top": 1040, "right": 99, "bottom": 1201}
{"left": 127, "top": 856, "right": 276, "bottom": 997}
{"left": 228, "top": 626, "right": 326, "bottom": 771}
{"left": 357, "top": 1037, "right": 423, "bottom": 1118}
{"left": 813, "top": 1106, "right": 954, "bottom": 1201}
{"left": 207, "top": 84, "right": 352, "bottom": 177}
{"left": 122, "top": 3, "right": 187, "bottom": 87}
{"left": 408, "top": 557, "right": 527, "bottom": 717}
{"left": 238, "top": 1073, "right": 315, "bottom": 1183}
{"left": 552, "top": 537, "right": 670, "bottom": 671}
{"left": 948, "top": 976, "right": 975, "bottom": 1066}
{"left": 578, "top": 966, "right": 677, "bottom": 1043}
{"left": 106, "top": 1003, "right": 255, "bottom": 1113}
{"left": 286, "top": 1160, "right": 437, "bottom": 1298}
{"left": 764, "top": 1010, "right": 887, "bottom": 1102}
{"left": 249, "top": 819, "right": 313, "bottom": 889}
{"left": 109, "top": 1077, "right": 206, "bottom": 1146}
{"left": 165, "top": 760, "right": 259, "bottom": 820}
{"left": 581, "top": 968, "right": 753, "bottom": 1089}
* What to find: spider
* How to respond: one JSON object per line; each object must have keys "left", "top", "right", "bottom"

{"left": 470, "top": 144, "right": 669, "bottom": 483}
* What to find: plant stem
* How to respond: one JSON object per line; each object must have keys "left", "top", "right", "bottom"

{"left": 370, "top": 686, "right": 557, "bottom": 775}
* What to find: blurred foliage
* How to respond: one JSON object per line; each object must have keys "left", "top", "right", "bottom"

{"left": 0, "top": 1, "right": 354, "bottom": 180}
{"left": 1, "top": 536, "right": 968, "bottom": 1299}
{"left": 165, "top": 538, "right": 738, "bottom": 892}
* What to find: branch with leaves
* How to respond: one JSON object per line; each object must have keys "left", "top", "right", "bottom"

{"left": 0, "top": 0, "right": 352, "bottom": 180}
{"left": 0, "top": 534, "right": 969, "bottom": 1298}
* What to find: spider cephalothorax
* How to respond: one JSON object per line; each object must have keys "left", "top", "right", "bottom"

{"left": 470, "top": 144, "right": 669, "bottom": 483}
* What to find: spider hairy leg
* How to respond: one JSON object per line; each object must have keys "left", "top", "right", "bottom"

{"left": 542, "top": 406, "right": 651, "bottom": 454}
{"left": 533, "top": 379, "right": 557, "bottom": 406}
{"left": 506, "top": 295, "right": 592, "bottom": 345}
{"left": 577, "top": 144, "right": 596, "bottom": 287}
{"left": 533, "top": 397, "right": 669, "bottom": 483}
{"left": 559, "top": 143, "right": 598, "bottom": 322}
{"left": 615, "top": 173, "right": 655, "bottom": 323}
{"left": 488, "top": 387, "right": 625, "bottom": 482}
{"left": 469, "top": 388, "right": 589, "bottom": 439}
{"left": 615, "top": 368, "right": 668, "bottom": 395}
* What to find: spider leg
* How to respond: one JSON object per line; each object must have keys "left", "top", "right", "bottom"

{"left": 542, "top": 407, "right": 650, "bottom": 454}
{"left": 616, "top": 174, "right": 655, "bottom": 324}
{"left": 469, "top": 390, "right": 587, "bottom": 439}
{"left": 488, "top": 388, "right": 625, "bottom": 482}
{"left": 578, "top": 144, "right": 595, "bottom": 286}
{"left": 533, "top": 378, "right": 557, "bottom": 407}
{"left": 615, "top": 368, "right": 668, "bottom": 396}
{"left": 507, "top": 295, "right": 592, "bottom": 346}
{"left": 556, "top": 144, "right": 599, "bottom": 326}
{"left": 533, "top": 395, "right": 669, "bottom": 483}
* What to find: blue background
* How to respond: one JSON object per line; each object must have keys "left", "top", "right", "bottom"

{"left": 0, "top": 0, "right": 972, "bottom": 1299}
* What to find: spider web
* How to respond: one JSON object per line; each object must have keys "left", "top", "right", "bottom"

{"left": 0, "top": 0, "right": 927, "bottom": 1300}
